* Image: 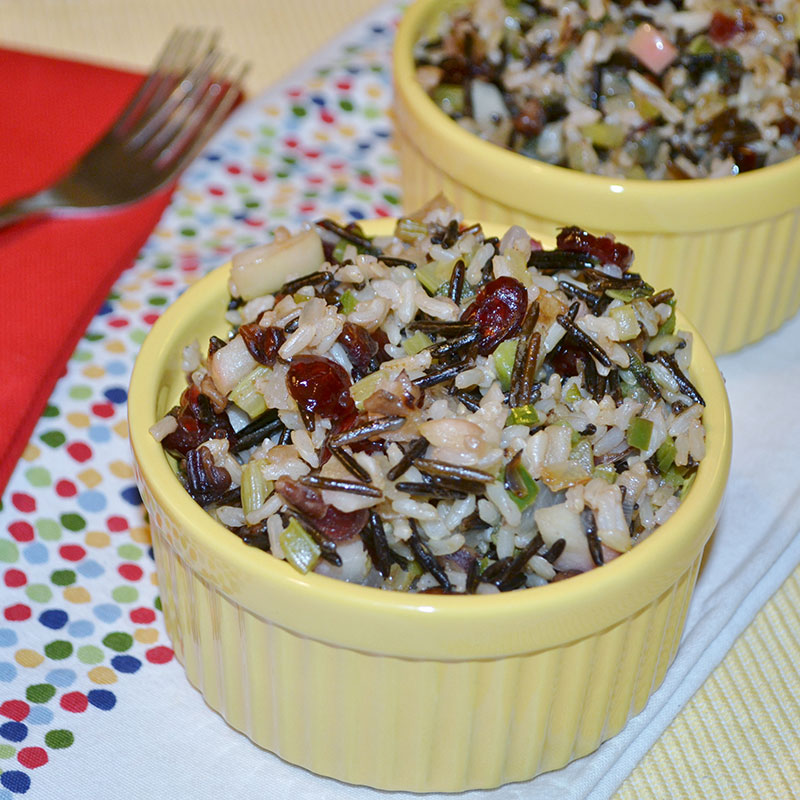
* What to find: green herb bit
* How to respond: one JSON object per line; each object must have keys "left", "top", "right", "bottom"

{"left": 563, "top": 382, "right": 582, "bottom": 405}
{"left": 506, "top": 404, "right": 539, "bottom": 427}
{"left": 627, "top": 417, "right": 654, "bottom": 451}
{"left": 279, "top": 518, "right": 321, "bottom": 574}
{"left": 339, "top": 289, "right": 357, "bottom": 314}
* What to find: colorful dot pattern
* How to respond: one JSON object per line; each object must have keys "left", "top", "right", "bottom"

{"left": 0, "top": 6, "right": 401, "bottom": 794}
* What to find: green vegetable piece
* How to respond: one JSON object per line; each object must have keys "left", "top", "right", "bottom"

{"left": 564, "top": 383, "right": 582, "bottom": 405}
{"left": 403, "top": 330, "right": 433, "bottom": 355}
{"left": 241, "top": 461, "right": 272, "bottom": 516}
{"left": 580, "top": 121, "right": 625, "bottom": 149}
{"left": 493, "top": 339, "right": 518, "bottom": 392}
{"left": 415, "top": 262, "right": 447, "bottom": 295}
{"left": 432, "top": 84, "right": 465, "bottom": 115}
{"left": 553, "top": 418, "right": 581, "bottom": 446}
{"left": 230, "top": 366, "right": 271, "bottom": 418}
{"left": 688, "top": 35, "right": 714, "bottom": 55}
{"left": 279, "top": 518, "right": 321, "bottom": 574}
{"left": 627, "top": 417, "right": 654, "bottom": 451}
{"left": 679, "top": 470, "right": 697, "bottom": 500}
{"left": 339, "top": 289, "right": 357, "bottom": 314}
{"left": 350, "top": 370, "right": 383, "bottom": 409}
{"left": 505, "top": 466, "right": 540, "bottom": 510}
{"left": 657, "top": 299, "right": 677, "bottom": 336}
{"left": 656, "top": 437, "right": 677, "bottom": 473}
{"left": 664, "top": 465, "right": 685, "bottom": 489}
{"left": 395, "top": 217, "right": 428, "bottom": 244}
{"left": 593, "top": 463, "right": 617, "bottom": 484}
{"left": 332, "top": 238, "right": 350, "bottom": 263}
{"left": 605, "top": 284, "right": 654, "bottom": 302}
{"left": 506, "top": 404, "right": 539, "bottom": 427}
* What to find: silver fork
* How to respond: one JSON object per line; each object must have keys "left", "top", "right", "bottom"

{"left": 0, "top": 29, "right": 248, "bottom": 229}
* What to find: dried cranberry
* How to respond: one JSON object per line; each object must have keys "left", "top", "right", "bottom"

{"left": 161, "top": 384, "right": 236, "bottom": 457}
{"left": 337, "top": 322, "right": 379, "bottom": 380}
{"left": 286, "top": 355, "right": 356, "bottom": 424}
{"left": 315, "top": 506, "right": 369, "bottom": 541}
{"left": 550, "top": 343, "right": 587, "bottom": 377}
{"left": 708, "top": 10, "right": 753, "bottom": 45}
{"left": 184, "top": 445, "right": 232, "bottom": 506}
{"left": 275, "top": 476, "right": 327, "bottom": 519}
{"left": 460, "top": 276, "right": 528, "bottom": 355}
{"left": 513, "top": 98, "right": 546, "bottom": 138}
{"left": 556, "top": 227, "right": 633, "bottom": 270}
{"left": 238, "top": 324, "right": 285, "bottom": 366}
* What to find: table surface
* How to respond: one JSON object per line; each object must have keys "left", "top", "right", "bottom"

{"left": 2, "top": 2, "right": 799, "bottom": 798}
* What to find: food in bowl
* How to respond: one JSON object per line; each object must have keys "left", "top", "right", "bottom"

{"left": 414, "top": 0, "right": 800, "bottom": 178}
{"left": 150, "top": 198, "right": 707, "bottom": 594}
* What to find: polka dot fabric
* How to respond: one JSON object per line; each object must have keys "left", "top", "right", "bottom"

{"left": 0, "top": 6, "right": 400, "bottom": 794}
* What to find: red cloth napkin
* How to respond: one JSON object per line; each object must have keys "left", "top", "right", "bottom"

{"left": 0, "top": 48, "right": 176, "bottom": 496}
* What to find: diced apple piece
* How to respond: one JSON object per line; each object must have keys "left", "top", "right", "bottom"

{"left": 627, "top": 23, "right": 678, "bottom": 75}
{"left": 534, "top": 502, "right": 594, "bottom": 572}
{"left": 208, "top": 335, "right": 259, "bottom": 396}
{"left": 228, "top": 228, "right": 324, "bottom": 301}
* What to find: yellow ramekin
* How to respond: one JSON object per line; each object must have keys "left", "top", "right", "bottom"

{"left": 393, "top": 0, "right": 800, "bottom": 355}
{"left": 129, "top": 220, "right": 732, "bottom": 792}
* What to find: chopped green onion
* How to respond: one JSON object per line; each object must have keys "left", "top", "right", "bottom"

{"left": 593, "top": 463, "right": 617, "bottom": 484}
{"left": 403, "top": 330, "right": 433, "bottom": 355}
{"left": 657, "top": 299, "right": 677, "bottom": 336}
{"left": 606, "top": 284, "right": 654, "bottom": 302}
{"left": 506, "top": 404, "right": 539, "bottom": 427}
{"left": 564, "top": 382, "right": 582, "bottom": 405}
{"left": 331, "top": 238, "right": 350, "bottom": 264}
{"left": 493, "top": 339, "right": 518, "bottom": 392}
{"left": 627, "top": 417, "right": 654, "bottom": 451}
{"left": 679, "top": 470, "right": 697, "bottom": 500}
{"left": 279, "top": 518, "right": 321, "bottom": 574}
{"left": 505, "top": 466, "right": 540, "bottom": 510}
{"left": 339, "top": 289, "right": 357, "bottom": 314}
{"left": 664, "top": 465, "right": 685, "bottom": 490}
{"left": 230, "top": 366, "right": 271, "bottom": 418}
{"left": 656, "top": 437, "right": 677, "bottom": 473}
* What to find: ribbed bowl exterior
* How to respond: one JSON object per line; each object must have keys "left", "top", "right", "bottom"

{"left": 138, "top": 463, "right": 700, "bottom": 792}
{"left": 394, "top": 112, "right": 800, "bottom": 357}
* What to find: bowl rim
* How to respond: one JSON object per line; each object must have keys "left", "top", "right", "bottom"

{"left": 128, "top": 218, "right": 732, "bottom": 660}
{"left": 393, "top": 0, "right": 800, "bottom": 233}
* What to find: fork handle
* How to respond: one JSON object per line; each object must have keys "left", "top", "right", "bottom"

{"left": 0, "top": 189, "right": 64, "bottom": 230}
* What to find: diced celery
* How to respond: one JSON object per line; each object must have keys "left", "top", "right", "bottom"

{"left": 493, "top": 339, "right": 518, "bottom": 391}
{"left": 230, "top": 366, "right": 271, "bottom": 418}
{"left": 339, "top": 289, "right": 357, "bottom": 314}
{"left": 664, "top": 465, "right": 685, "bottom": 489}
{"left": 687, "top": 34, "right": 714, "bottom": 55}
{"left": 279, "top": 518, "right": 321, "bottom": 574}
{"left": 432, "top": 84, "right": 465, "bottom": 115}
{"left": 240, "top": 461, "right": 272, "bottom": 516}
{"left": 506, "top": 404, "right": 539, "bottom": 427}
{"left": 505, "top": 467, "right": 540, "bottom": 510}
{"left": 385, "top": 560, "right": 423, "bottom": 591}
{"left": 627, "top": 417, "right": 654, "bottom": 451}
{"left": 553, "top": 418, "right": 581, "bottom": 446}
{"left": 350, "top": 370, "right": 383, "bottom": 408}
{"left": 564, "top": 382, "right": 582, "bottom": 405}
{"left": 593, "top": 463, "right": 617, "bottom": 484}
{"left": 395, "top": 217, "right": 428, "bottom": 244}
{"left": 580, "top": 121, "right": 625, "bottom": 149}
{"left": 415, "top": 261, "right": 447, "bottom": 295}
{"left": 657, "top": 299, "right": 677, "bottom": 336}
{"left": 292, "top": 292, "right": 311, "bottom": 304}
{"left": 610, "top": 304, "right": 640, "bottom": 341}
{"left": 403, "top": 330, "right": 433, "bottom": 355}
{"left": 656, "top": 437, "right": 676, "bottom": 473}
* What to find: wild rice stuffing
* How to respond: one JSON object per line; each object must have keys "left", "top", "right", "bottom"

{"left": 414, "top": 0, "right": 800, "bottom": 178}
{"left": 152, "top": 198, "right": 706, "bottom": 593}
